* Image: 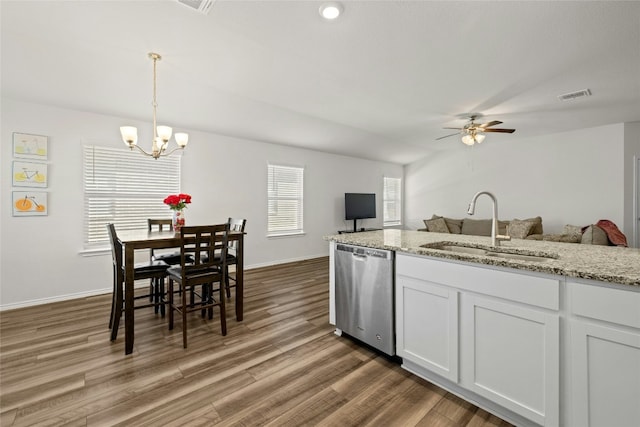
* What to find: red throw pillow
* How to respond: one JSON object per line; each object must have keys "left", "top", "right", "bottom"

{"left": 595, "top": 219, "right": 628, "bottom": 247}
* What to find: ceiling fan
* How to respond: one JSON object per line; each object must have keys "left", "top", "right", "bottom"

{"left": 436, "top": 115, "right": 515, "bottom": 145}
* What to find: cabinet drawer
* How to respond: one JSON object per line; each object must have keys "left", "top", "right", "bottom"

{"left": 569, "top": 281, "right": 640, "bottom": 328}
{"left": 397, "top": 253, "right": 559, "bottom": 310}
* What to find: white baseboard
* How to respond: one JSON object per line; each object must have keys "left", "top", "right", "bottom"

{"left": 0, "top": 288, "right": 111, "bottom": 312}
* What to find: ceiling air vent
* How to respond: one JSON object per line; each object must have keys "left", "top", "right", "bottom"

{"left": 177, "top": 0, "right": 215, "bottom": 15}
{"left": 558, "top": 89, "right": 592, "bottom": 101}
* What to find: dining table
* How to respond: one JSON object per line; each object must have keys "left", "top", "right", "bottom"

{"left": 117, "top": 228, "right": 245, "bottom": 355}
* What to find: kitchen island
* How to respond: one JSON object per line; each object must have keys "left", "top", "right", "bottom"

{"left": 325, "top": 230, "right": 640, "bottom": 427}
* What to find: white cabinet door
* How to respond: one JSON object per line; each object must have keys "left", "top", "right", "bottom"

{"left": 396, "top": 275, "right": 459, "bottom": 382}
{"left": 570, "top": 321, "right": 640, "bottom": 427}
{"left": 460, "top": 294, "right": 559, "bottom": 427}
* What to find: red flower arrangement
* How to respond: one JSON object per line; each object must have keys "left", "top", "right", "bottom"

{"left": 163, "top": 193, "right": 192, "bottom": 211}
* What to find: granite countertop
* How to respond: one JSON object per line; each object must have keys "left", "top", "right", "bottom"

{"left": 325, "top": 230, "right": 640, "bottom": 287}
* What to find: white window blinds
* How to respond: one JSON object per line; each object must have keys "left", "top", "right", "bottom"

{"left": 83, "top": 145, "right": 181, "bottom": 248}
{"left": 267, "top": 164, "right": 304, "bottom": 236}
{"left": 383, "top": 177, "right": 402, "bottom": 226}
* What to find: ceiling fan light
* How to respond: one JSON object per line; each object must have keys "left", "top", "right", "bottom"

{"left": 475, "top": 134, "right": 486, "bottom": 144}
{"left": 461, "top": 134, "right": 475, "bottom": 146}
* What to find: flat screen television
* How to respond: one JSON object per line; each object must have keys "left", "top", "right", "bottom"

{"left": 345, "top": 193, "right": 376, "bottom": 232}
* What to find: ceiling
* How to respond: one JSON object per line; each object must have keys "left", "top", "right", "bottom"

{"left": 2, "top": 0, "right": 639, "bottom": 165}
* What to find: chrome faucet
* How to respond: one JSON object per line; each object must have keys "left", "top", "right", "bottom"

{"left": 467, "top": 191, "right": 511, "bottom": 247}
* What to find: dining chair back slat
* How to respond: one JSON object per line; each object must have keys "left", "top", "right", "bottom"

{"left": 148, "top": 218, "right": 173, "bottom": 232}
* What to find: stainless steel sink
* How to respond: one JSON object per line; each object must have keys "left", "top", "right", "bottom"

{"left": 420, "top": 242, "right": 557, "bottom": 262}
{"left": 432, "top": 245, "right": 488, "bottom": 256}
{"left": 484, "top": 251, "right": 556, "bottom": 262}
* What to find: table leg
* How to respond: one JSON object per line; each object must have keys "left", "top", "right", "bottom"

{"left": 236, "top": 234, "right": 244, "bottom": 321}
{"left": 124, "top": 245, "right": 135, "bottom": 355}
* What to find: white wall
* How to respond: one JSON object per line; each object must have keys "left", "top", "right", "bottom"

{"left": 405, "top": 124, "right": 627, "bottom": 237}
{"left": 1, "top": 98, "right": 402, "bottom": 309}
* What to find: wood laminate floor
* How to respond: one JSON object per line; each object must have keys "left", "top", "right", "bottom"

{"left": 0, "top": 257, "right": 513, "bottom": 426}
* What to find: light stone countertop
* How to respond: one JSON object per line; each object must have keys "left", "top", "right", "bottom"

{"left": 325, "top": 229, "right": 640, "bottom": 287}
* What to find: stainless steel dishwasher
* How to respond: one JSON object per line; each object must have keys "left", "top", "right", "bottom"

{"left": 334, "top": 243, "right": 395, "bottom": 356}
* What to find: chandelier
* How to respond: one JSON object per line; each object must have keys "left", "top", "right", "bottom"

{"left": 120, "top": 53, "right": 188, "bottom": 159}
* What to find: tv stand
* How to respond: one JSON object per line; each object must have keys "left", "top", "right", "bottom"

{"left": 339, "top": 218, "right": 381, "bottom": 234}
{"left": 338, "top": 228, "right": 382, "bottom": 234}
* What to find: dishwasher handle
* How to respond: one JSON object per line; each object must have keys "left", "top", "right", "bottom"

{"left": 336, "top": 244, "right": 391, "bottom": 260}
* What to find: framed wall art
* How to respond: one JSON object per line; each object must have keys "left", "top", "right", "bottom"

{"left": 12, "top": 191, "right": 48, "bottom": 216}
{"left": 13, "top": 132, "right": 48, "bottom": 160}
{"left": 12, "top": 161, "right": 48, "bottom": 188}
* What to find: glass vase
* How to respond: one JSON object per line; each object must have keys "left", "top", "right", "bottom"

{"left": 172, "top": 209, "right": 186, "bottom": 233}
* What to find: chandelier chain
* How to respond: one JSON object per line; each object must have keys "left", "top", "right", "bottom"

{"left": 152, "top": 53, "right": 159, "bottom": 139}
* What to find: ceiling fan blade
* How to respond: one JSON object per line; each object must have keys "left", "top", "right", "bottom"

{"left": 478, "top": 120, "right": 503, "bottom": 128}
{"left": 481, "top": 128, "right": 515, "bottom": 133}
{"left": 435, "top": 132, "right": 461, "bottom": 140}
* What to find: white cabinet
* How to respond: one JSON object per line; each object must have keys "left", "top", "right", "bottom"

{"left": 460, "top": 294, "right": 559, "bottom": 426}
{"left": 396, "top": 253, "right": 560, "bottom": 427}
{"left": 568, "top": 281, "right": 640, "bottom": 427}
{"left": 570, "top": 322, "right": 640, "bottom": 427}
{"left": 396, "top": 275, "right": 459, "bottom": 382}
{"left": 334, "top": 245, "right": 640, "bottom": 427}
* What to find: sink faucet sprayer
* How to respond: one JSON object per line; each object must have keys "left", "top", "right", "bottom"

{"left": 467, "top": 191, "right": 511, "bottom": 247}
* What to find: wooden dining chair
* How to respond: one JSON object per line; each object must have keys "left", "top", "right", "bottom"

{"left": 148, "top": 218, "right": 181, "bottom": 265}
{"left": 220, "top": 218, "right": 246, "bottom": 299}
{"left": 147, "top": 218, "right": 180, "bottom": 304}
{"left": 200, "top": 218, "right": 246, "bottom": 299}
{"left": 167, "top": 223, "right": 230, "bottom": 348}
{"left": 106, "top": 223, "right": 170, "bottom": 342}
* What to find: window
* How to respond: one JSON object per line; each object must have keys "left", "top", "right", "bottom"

{"left": 83, "top": 145, "right": 181, "bottom": 248}
{"left": 383, "top": 177, "right": 402, "bottom": 226}
{"left": 267, "top": 164, "right": 304, "bottom": 236}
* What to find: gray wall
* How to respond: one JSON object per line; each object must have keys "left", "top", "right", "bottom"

{"left": 3, "top": 97, "right": 637, "bottom": 309}
{"left": 404, "top": 123, "right": 635, "bottom": 242}
{"left": 1, "top": 98, "right": 402, "bottom": 308}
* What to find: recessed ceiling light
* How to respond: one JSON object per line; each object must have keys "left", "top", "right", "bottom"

{"left": 319, "top": 2, "right": 343, "bottom": 20}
